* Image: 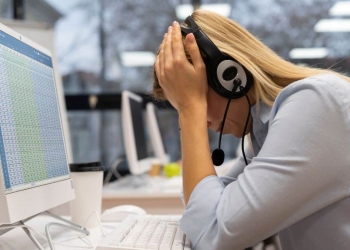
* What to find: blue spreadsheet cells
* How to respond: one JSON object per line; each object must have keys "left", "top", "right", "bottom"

{"left": 0, "top": 38, "right": 69, "bottom": 192}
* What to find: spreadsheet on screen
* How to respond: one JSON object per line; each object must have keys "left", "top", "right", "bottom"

{"left": 0, "top": 30, "right": 70, "bottom": 194}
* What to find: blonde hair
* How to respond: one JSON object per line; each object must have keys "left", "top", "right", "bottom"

{"left": 152, "top": 9, "right": 350, "bottom": 106}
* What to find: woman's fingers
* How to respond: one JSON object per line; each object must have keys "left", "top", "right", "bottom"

{"left": 163, "top": 26, "right": 173, "bottom": 74}
{"left": 155, "top": 20, "right": 207, "bottom": 111}
{"left": 157, "top": 33, "right": 167, "bottom": 83}
{"left": 171, "top": 21, "right": 186, "bottom": 65}
{"left": 161, "top": 26, "right": 173, "bottom": 86}
{"left": 185, "top": 33, "right": 205, "bottom": 72}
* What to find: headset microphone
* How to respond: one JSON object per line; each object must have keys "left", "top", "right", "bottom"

{"left": 211, "top": 79, "right": 242, "bottom": 166}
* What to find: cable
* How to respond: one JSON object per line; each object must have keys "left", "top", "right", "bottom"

{"left": 104, "top": 155, "right": 126, "bottom": 185}
{"left": 0, "top": 224, "right": 93, "bottom": 249}
{"left": 1, "top": 210, "right": 118, "bottom": 250}
{"left": 45, "top": 222, "right": 93, "bottom": 250}
{"left": 45, "top": 210, "right": 117, "bottom": 249}
{"left": 240, "top": 86, "right": 252, "bottom": 166}
{"left": 212, "top": 79, "right": 242, "bottom": 166}
{"left": 218, "top": 92, "right": 233, "bottom": 150}
{"left": 81, "top": 210, "right": 109, "bottom": 237}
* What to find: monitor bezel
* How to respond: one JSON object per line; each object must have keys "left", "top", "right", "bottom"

{"left": 122, "top": 91, "right": 155, "bottom": 175}
{"left": 145, "top": 103, "right": 169, "bottom": 165}
{"left": 0, "top": 23, "right": 51, "bottom": 57}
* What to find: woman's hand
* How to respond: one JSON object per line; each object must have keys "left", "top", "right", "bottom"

{"left": 155, "top": 21, "right": 208, "bottom": 115}
{"left": 156, "top": 22, "right": 215, "bottom": 204}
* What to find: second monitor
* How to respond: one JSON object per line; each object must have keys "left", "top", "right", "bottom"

{"left": 121, "top": 90, "right": 157, "bottom": 175}
{"left": 145, "top": 102, "right": 169, "bottom": 166}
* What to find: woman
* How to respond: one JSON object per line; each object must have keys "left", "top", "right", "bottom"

{"left": 153, "top": 10, "right": 350, "bottom": 250}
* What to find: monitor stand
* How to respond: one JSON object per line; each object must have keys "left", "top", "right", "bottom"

{"left": 0, "top": 211, "right": 90, "bottom": 250}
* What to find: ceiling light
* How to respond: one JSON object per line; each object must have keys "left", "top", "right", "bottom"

{"left": 175, "top": 4, "right": 193, "bottom": 20}
{"left": 329, "top": 1, "right": 350, "bottom": 16}
{"left": 289, "top": 48, "right": 329, "bottom": 59}
{"left": 175, "top": 4, "right": 231, "bottom": 20}
{"left": 200, "top": 4, "right": 231, "bottom": 17}
{"left": 314, "top": 19, "right": 350, "bottom": 32}
{"left": 120, "top": 52, "right": 156, "bottom": 67}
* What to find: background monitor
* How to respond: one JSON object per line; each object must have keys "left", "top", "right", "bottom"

{"left": 121, "top": 91, "right": 156, "bottom": 175}
{"left": 145, "top": 102, "right": 169, "bottom": 166}
{"left": 0, "top": 23, "right": 74, "bottom": 224}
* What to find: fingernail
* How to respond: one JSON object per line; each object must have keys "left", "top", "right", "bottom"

{"left": 187, "top": 33, "right": 195, "bottom": 43}
{"left": 164, "top": 33, "right": 167, "bottom": 38}
{"left": 173, "top": 21, "right": 178, "bottom": 26}
{"left": 168, "top": 26, "right": 172, "bottom": 32}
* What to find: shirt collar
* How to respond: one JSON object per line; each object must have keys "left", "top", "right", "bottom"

{"left": 250, "top": 101, "right": 272, "bottom": 155}
{"left": 251, "top": 101, "right": 271, "bottom": 125}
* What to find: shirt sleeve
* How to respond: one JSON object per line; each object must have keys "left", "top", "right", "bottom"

{"left": 222, "top": 143, "right": 254, "bottom": 178}
{"left": 180, "top": 146, "right": 251, "bottom": 205}
{"left": 180, "top": 78, "right": 350, "bottom": 250}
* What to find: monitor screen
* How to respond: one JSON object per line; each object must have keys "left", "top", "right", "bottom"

{"left": 0, "top": 30, "right": 70, "bottom": 194}
{"left": 145, "top": 103, "right": 169, "bottom": 165}
{"left": 153, "top": 108, "right": 167, "bottom": 152}
{"left": 129, "top": 98, "right": 148, "bottom": 161}
{"left": 122, "top": 91, "right": 157, "bottom": 175}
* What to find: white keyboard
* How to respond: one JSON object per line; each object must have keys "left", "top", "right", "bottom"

{"left": 96, "top": 215, "right": 192, "bottom": 250}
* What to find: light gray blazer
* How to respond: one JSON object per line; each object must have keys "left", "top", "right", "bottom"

{"left": 180, "top": 74, "right": 350, "bottom": 250}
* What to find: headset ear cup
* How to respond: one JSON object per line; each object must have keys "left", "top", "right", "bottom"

{"left": 206, "top": 57, "right": 253, "bottom": 99}
{"left": 217, "top": 59, "right": 249, "bottom": 99}
{"left": 181, "top": 15, "right": 253, "bottom": 99}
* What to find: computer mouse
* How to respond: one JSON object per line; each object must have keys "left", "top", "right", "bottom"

{"left": 100, "top": 205, "right": 147, "bottom": 222}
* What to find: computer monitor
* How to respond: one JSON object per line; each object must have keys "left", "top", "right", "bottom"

{"left": 0, "top": 23, "right": 75, "bottom": 224}
{"left": 145, "top": 102, "right": 169, "bottom": 165}
{"left": 121, "top": 91, "right": 156, "bottom": 175}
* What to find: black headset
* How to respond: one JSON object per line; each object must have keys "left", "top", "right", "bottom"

{"left": 180, "top": 15, "right": 254, "bottom": 99}
{"left": 180, "top": 16, "right": 253, "bottom": 169}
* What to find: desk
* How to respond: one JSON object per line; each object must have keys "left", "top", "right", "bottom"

{"left": 102, "top": 176, "right": 184, "bottom": 215}
{"left": 53, "top": 163, "right": 235, "bottom": 216}
{"left": 0, "top": 214, "right": 116, "bottom": 250}
{"left": 101, "top": 162, "right": 237, "bottom": 215}
{"left": 103, "top": 191, "right": 184, "bottom": 215}
{"left": 0, "top": 214, "right": 273, "bottom": 250}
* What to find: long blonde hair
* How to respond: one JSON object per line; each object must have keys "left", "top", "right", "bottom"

{"left": 152, "top": 9, "right": 350, "bottom": 106}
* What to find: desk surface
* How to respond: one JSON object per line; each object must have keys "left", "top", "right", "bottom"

{"left": 102, "top": 175, "right": 184, "bottom": 215}
{"left": 100, "top": 164, "right": 235, "bottom": 215}
{"left": 0, "top": 214, "right": 117, "bottom": 250}
{"left": 52, "top": 165, "right": 235, "bottom": 216}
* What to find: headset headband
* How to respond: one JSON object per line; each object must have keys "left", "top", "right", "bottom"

{"left": 180, "top": 16, "right": 225, "bottom": 62}
{"left": 179, "top": 15, "right": 254, "bottom": 100}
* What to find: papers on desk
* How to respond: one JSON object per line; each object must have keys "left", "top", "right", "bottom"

{"left": 104, "top": 175, "right": 183, "bottom": 194}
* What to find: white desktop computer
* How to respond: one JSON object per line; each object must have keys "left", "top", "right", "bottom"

{"left": 145, "top": 102, "right": 170, "bottom": 166}
{"left": 121, "top": 90, "right": 158, "bottom": 175}
{"left": 104, "top": 91, "right": 159, "bottom": 186}
{"left": 117, "top": 90, "right": 183, "bottom": 190}
{"left": 0, "top": 23, "right": 75, "bottom": 225}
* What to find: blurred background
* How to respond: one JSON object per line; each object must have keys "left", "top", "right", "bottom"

{"left": 1, "top": 0, "right": 349, "bottom": 170}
